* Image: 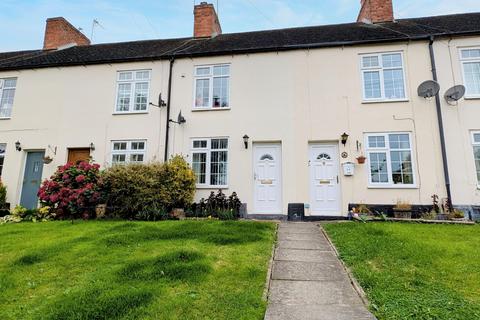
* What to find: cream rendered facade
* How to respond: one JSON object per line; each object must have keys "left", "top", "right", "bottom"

{"left": 1, "top": 37, "right": 480, "bottom": 218}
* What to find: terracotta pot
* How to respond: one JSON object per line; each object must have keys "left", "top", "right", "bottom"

{"left": 356, "top": 156, "right": 366, "bottom": 164}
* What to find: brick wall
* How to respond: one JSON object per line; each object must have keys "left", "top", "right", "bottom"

{"left": 43, "top": 17, "right": 90, "bottom": 50}
{"left": 357, "top": 0, "right": 394, "bottom": 24}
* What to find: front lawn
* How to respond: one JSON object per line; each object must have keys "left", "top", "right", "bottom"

{"left": 0, "top": 220, "right": 276, "bottom": 320}
{"left": 323, "top": 222, "right": 480, "bottom": 320}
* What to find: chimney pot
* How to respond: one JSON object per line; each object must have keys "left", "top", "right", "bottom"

{"left": 194, "top": 2, "right": 222, "bottom": 38}
{"left": 43, "top": 17, "right": 90, "bottom": 50}
{"left": 357, "top": 0, "right": 394, "bottom": 24}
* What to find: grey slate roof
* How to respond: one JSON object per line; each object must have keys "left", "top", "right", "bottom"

{"left": 1, "top": 12, "right": 480, "bottom": 71}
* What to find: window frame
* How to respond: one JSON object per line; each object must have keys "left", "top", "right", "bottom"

{"left": 0, "top": 77, "right": 17, "bottom": 119}
{"left": 110, "top": 139, "right": 147, "bottom": 165}
{"left": 192, "top": 64, "right": 231, "bottom": 110}
{"left": 471, "top": 131, "right": 480, "bottom": 188}
{"left": 0, "top": 143, "right": 6, "bottom": 177}
{"left": 114, "top": 70, "right": 151, "bottom": 114}
{"left": 190, "top": 137, "right": 229, "bottom": 188}
{"left": 364, "top": 132, "right": 417, "bottom": 188}
{"left": 459, "top": 47, "right": 480, "bottom": 99}
{"left": 359, "top": 52, "right": 408, "bottom": 103}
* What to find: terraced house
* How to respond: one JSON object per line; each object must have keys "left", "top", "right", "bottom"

{"left": 1, "top": 0, "right": 480, "bottom": 220}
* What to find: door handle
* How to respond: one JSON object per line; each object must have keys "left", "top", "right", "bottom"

{"left": 336, "top": 175, "right": 339, "bottom": 184}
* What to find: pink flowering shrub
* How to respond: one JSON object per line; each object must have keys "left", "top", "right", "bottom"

{"left": 38, "top": 161, "right": 104, "bottom": 219}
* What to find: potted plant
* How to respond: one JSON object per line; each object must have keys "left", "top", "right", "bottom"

{"left": 356, "top": 155, "right": 366, "bottom": 164}
{"left": 448, "top": 209, "right": 465, "bottom": 221}
{"left": 393, "top": 200, "right": 412, "bottom": 219}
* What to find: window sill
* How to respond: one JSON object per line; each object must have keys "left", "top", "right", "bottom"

{"left": 362, "top": 99, "right": 409, "bottom": 104}
{"left": 196, "top": 185, "right": 229, "bottom": 190}
{"left": 0, "top": 117, "right": 11, "bottom": 120}
{"left": 112, "top": 111, "right": 149, "bottom": 115}
{"left": 464, "top": 96, "right": 480, "bottom": 100}
{"left": 368, "top": 184, "right": 418, "bottom": 189}
{"left": 192, "top": 107, "right": 231, "bottom": 112}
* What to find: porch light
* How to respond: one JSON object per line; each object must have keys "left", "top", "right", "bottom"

{"left": 243, "top": 135, "right": 249, "bottom": 149}
{"left": 15, "top": 141, "right": 22, "bottom": 151}
{"left": 89, "top": 142, "right": 95, "bottom": 151}
{"left": 341, "top": 133, "right": 349, "bottom": 146}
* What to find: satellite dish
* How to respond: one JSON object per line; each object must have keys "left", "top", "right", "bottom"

{"left": 177, "top": 111, "right": 186, "bottom": 124}
{"left": 444, "top": 85, "right": 466, "bottom": 105}
{"left": 417, "top": 80, "right": 440, "bottom": 98}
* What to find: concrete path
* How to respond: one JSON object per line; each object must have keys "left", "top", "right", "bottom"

{"left": 264, "top": 222, "right": 376, "bottom": 320}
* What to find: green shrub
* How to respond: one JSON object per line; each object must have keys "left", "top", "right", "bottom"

{"left": 0, "top": 180, "right": 6, "bottom": 209}
{"left": 189, "top": 190, "right": 242, "bottom": 219}
{"left": 102, "top": 155, "right": 196, "bottom": 220}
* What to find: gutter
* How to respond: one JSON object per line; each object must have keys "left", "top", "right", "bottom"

{"left": 164, "top": 57, "right": 175, "bottom": 162}
{"left": 428, "top": 36, "right": 453, "bottom": 209}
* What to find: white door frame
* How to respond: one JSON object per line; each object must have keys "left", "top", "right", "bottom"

{"left": 253, "top": 143, "right": 282, "bottom": 214}
{"left": 309, "top": 143, "right": 341, "bottom": 216}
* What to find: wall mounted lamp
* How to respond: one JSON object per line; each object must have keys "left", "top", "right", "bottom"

{"left": 243, "top": 135, "right": 249, "bottom": 149}
{"left": 15, "top": 141, "right": 22, "bottom": 151}
{"left": 341, "top": 132, "right": 349, "bottom": 146}
{"left": 89, "top": 142, "right": 96, "bottom": 151}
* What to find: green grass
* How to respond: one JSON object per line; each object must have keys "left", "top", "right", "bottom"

{"left": 0, "top": 220, "right": 276, "bottom": 320}
{"left": 323, "top": 222, "right": 480, "bottom": 320}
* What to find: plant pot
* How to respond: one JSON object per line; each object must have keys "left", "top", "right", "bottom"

{"left": 170, "top": 208, "right": 186, "bottom": 220}
{"left": 356, "top": 156, "right": 366, "bottom": 164}
{"left": 96, "top": 204, "right": 107, "bottom": 219}
{"left": 393, "top": 209, "right": 412, "bottom": 219}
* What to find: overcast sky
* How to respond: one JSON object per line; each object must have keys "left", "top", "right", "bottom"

{"left": 1, "top": 0, "right": 480, "bottom": 52}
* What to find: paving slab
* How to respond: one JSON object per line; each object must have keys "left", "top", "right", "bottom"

{"left": 278, "top": 232, "right": 328, "bottom": 241}
{"left": 265, "top": 304, "right": 376, "bottom": 320}
{"left": 275, "top": 248, "right": 338, "bottom": 262}
{"left": 277, "top": 240, "right": 331, "bottom": 250}
{"left": 272, "top": 260, "right": 348, "bottom": 281}
{"left": 268, "top": 280, "right": 363, "bottom": 306}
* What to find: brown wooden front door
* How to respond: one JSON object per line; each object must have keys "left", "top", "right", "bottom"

{"left": 67, "top": 148, "right": 91, "bottom": 164}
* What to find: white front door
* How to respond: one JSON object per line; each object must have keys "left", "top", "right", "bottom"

{"left": 253, "top": 144, "right": 282, "bottom": 214}
{"left": 309, "top": 144, "right": 341, "bottom": 216}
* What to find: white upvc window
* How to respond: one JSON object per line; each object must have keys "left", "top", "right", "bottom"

{"left": 0, "top": 78, "right": 17, "bottom": 118}
{"left": 471, "top": 131, "right": 480, "bottom": 186}
{"left": 365, "top": 133, "right": 415, "bottom": 187}
{"left": 193, "top": 64, "right": 230, "bottom": 109}
{"left": 0, "top": 143, "right": 5, "bottom": 176}
{"left": 115, "top": 70, "right": 151, "bottom": 113}
{"left": 460, "top": 48, "right": 480, "bottom": 98}
{"left": 111, "top": 140, "right": 146, "bottom": 164}
{"left": 360, "top": 52, "right": 407, "bottom": 101}
{"left": 191, "top": 138, "right": 228, "bottom": 187}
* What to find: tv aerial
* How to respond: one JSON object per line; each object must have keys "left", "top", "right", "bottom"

{"left": 417, "top": 80, "right": 440, "bottom": 98}
{"left": 444, "top": 85, "right": 466, "bottom": 105}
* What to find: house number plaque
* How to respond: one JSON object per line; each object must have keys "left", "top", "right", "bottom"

{"left": 261, "top": 179, "right": 273, "bottom": 185}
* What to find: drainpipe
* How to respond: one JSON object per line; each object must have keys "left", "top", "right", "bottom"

{"left": 428, "top": 36, "right": 453, "bottom": 209}
{"left": 164, "top": 58, "right": 175, "bottom": 162}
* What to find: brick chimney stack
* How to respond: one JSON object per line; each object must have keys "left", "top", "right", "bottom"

{"left": 194, "top": 2, "right": 222, "bottom": 38}
{"left": 43, "top": 17, "right": 90, "bottom": 50}
{"left": 357, "top": 0, "right": 394, "bottom": 24}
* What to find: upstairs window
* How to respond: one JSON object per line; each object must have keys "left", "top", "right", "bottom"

{"left": 360, "top": 52, "right": 406, "bottom": 101}
{"left": 472, "top": 132, "right": 480, "bottom": 185}
{"left": 0, "top": 143, "right": 5, "bottom": 176}
{"left": 365, "top": 133, "right": 415, "bottom": 187}
{"left": 191, "top": 138, "right": 228, "bottom": 187}
{"left": 0, "top": 78, "right": 17, "bottom": 118}
{"left": 115, "top": 70, "right": 150, "bottom": 113}
{"left": 460, "top": 48, "right": 480, "bottom": 98}
{"left": 111, "top": 140, "right": 146, "bottom": 164}
{"left": 194, "top": 65, "right": 230, "bottom": 109}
